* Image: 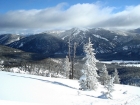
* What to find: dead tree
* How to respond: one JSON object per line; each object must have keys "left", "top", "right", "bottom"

{"left": 68, "top": 38, "right": 77, "bottom": 79}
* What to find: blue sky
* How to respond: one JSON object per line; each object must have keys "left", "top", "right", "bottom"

{"left": 0, "top": 0, "right": 140, "bottom": 13}
{"left": 0, "top": 0, "right": 140, "bottom": 33}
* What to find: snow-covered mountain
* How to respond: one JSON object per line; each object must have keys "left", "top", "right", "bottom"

{"left": 0, "top": 71, "right": 140, "bottom": 105}
{"left": 53, "top": 28, "right": 140, "bottom": 60}
{"left": 0, "top": 34, "right": 23, "bottom": 45}
{"left": 0, "top": 28, "right": 140, "bottom": 60}
{"left": 7, "top": 33, "right": 65, "bottom": 56}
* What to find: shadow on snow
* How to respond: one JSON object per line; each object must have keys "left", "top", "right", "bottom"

{"left": 9, "top": 74, "right": 77, "bottom": 90}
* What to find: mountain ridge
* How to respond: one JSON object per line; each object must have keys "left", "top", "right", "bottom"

{"left": 0, "top": 27, "right": 140, "bottom": 60}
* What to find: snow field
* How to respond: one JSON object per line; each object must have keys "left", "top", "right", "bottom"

{"left": 0, "top": 71, "right": 140, "bottom": 105}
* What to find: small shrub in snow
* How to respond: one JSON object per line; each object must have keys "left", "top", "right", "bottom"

{"left": 98, "top": 91, "right": 109, "bottom": 99}
{"left": 10, "top": 67, "right": 20, "bottom": 73}
{"left": 77, "top": 90, "right": 81, "bottom": 96}
{"left": 0, "top": 60, "right": 4, "bottom": 71}
{"left": 79, "top": 73, "right": 88, "bottom": 90}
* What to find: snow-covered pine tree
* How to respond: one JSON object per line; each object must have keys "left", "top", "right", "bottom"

{"left": 79, "top": 38, "right": 99, "bottom": 90}
{"left": 99, "top": 64, "right": 110, "bottom": 85}
{"left": 104, "top": 76, "right": 114, "bottom": 99}
{"left": 113, "top": 68, "right": 120, "bottom": 84}
{"left": 64, "top": 56, "right": 71, "bottom": 79}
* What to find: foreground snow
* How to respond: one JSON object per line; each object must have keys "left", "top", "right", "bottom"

{"left": 0, "top": 71, "right": 140, "bottom": 105}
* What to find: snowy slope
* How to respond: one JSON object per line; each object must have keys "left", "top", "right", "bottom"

{"left": 0, "top": 34, "right": 23, "bottom": 45}
{"left": 0, "top": 71, "right": 140, "bottom": 105}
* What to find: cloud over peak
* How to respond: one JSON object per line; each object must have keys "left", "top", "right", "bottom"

{"left": 0, "top": 3, "right": 140, "bottom": 33}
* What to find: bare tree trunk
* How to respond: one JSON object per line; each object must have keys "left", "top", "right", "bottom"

{"left": 68, "top": 38, "right": 72, "bottom": 79}
{"left": 71, "top": 42, "right": 77, "bottom": 79}
{"left": 68, "top": 38, "right": 71, "bottom": 62}
{"left": 68, "top": 37, "right": 77, "bottom": 79}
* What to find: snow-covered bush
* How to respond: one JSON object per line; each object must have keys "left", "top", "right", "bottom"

{"left": 10, "top": 67, "right": 20, "bottom": 73}
{"left": 0, "top": 60, "right": 4, "bottom": 71}
{"left": 79, "top": 70, "right": 88, "bottom": 90}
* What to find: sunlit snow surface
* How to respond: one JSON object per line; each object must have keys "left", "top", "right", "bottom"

{"left": 0, "top": 71, "right": 140, "bottom": 105}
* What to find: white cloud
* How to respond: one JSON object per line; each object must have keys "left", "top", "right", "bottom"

{"left": 94, "top": 5, "right": 140, "bottom": 29}
{"left": 0, "top": 3, "right": 140, "bottom": 33}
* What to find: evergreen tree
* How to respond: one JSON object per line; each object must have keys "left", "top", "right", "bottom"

{"left": 79, "top": 38, "right": 99, "bottom": 90}
{"left": 114, "top": 68, "right": 120, "bottom": 84}
{"left": 104, "top": 76, "right": 114, "bottom": 99}
{"left": 64, "top": 56, "right": 71, "bottom": 79}
{"left": 99, "top": 64, "right": 110, "bottom": 85}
